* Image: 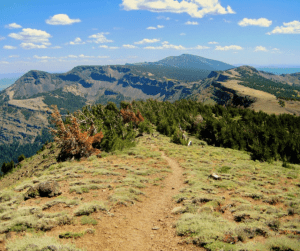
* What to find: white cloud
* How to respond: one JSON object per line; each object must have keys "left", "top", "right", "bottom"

{"left": 5, "top": 23, "right": 22, "bottom": 29}
{"left": 238, "top": 18, "right": 272, "bottom": 27}
{"left": 69, "top": 37, "right": 85, "bottom": 45}
{"left": 144, "top": 41, "right": 186, "bottom": 50}
{"left": 33, "top": 55, "right": 56, "bottom": 59}
{"left": 79, "top": 54, "right": 95, "bottom": 58}
{"left": 267, "top": 20, "right": 300, "bottom": 35}
{"left": 98, "top": 56, "right": 110, "bottom": 58}
{"left": 223, "top": 19, "right": 231, "bottom": 23}
{"left": 254, "top": 46, "right": 268, "bottom": 52}
{"left": 272, "top": 48, "right": 280, "bottom": 51}
{"left": 9, "top": 55, "right": 19, "bottom": 58}
{"left": 194, "top": 45, "right": 210, "bottom": 49}
{"left": 157, "top": 16, "right": 170, "bottom": 20}
{"left": 68, "top": 55, "right": 78, "bottom": 58}
{"left": 208, "top": 41, "right": 218, "bottom": 44}
{"left": 147, "top": 24, "right": 164, "bottom": 29}
{"left": 46, "top": 14, "right": 81, "bottom": 25}
{"left": 3, "top": 45, "right": 17, "bottom": 49}
{"left": 215, "top": 45, "right": 243, "bottom": 51}
{"left": 185, "top": 21, "right": 198, "bottom": 25}
{"left": 121, "top": 0, "right": 235, "bottom": 19}
{"left": 0, "top": 36, "right": 5, "bottom": 41}
{"left": 99, "top": 45, "right": 119, "bottom": 49}
{"left": 88, "top": 33, "right": 113, "bottom": 43}
{"left": 180, "top": 33, "right": 186, "bottom": 36}
{"left": 0, "top": 61, "right": 9, "bottom": 64}
{"left": 8, "top": 28, "right": 51, "bottom": 49}
{"left": 51, "top": 46, "right": 62, "bottom": 49}
{"left": 123, "top": 44, "right": 137, "bottom": 48}
{"left": 20, "top": 43, "right": 48, "bottom": 49}
{"left": 134, "top": 38, "right": 160, "bottom": 44}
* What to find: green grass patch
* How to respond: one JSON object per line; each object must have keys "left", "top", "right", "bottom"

{"left": 80, "top": 215, "right": 98, "bottom": 225}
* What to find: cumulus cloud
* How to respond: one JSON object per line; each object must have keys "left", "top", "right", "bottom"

{"left": 185, "top": 21, "right": 198, "bottom": 25}
{"left": 20, "top": 43, "right": 48, "bottom": 49}
{"left": 146, "top": 25, "right": 164, "bottom": 29}
{"left": 194, "top": 45, "right": 210, "bottom": 49}
{"left": 0, "top": 36, "right": 5, "bottom": 41}
{"left": 98, "top": 56, "right": 110, "bottom": 58}
{"left": 121, "top": 0, "right": 235, "bottom": 19}
{"left": 88, "top": 33, "right": 113, "bottom": 43}
{"left": 0, "top": 61, "right": 9, "bottom": 64}
{"left": 157, "top": 16, "right": 170, "bottom": 20}
{"left": 123, "top": 44, "right": 137, "bottom": 48}
{"left": 3, "top": 45, "right": 17, "bottom": 49}
{"left": 33, "top": 55, "right": 56, "bottom": 59}
{"left": 68, "top": 55, "right": 78, "bottom": 58}
{"left": 99, "top": 45, "right": 119, "bottom": 49}
{"left": 144, "top": 41, "right": 186, "bottom": 50}
{"left": 9, "top": 55, "right": 19, "bottom": 58}
{"left": 51, "top": 46, "right": 62, "bottom": 49}
{"left": 79, "top": 54, "right": 95, "bottom": 58}
{"left": 267, "top": 20, "right": 300, "bottom": 35}
{"left": 215, "top": 45, "right": 243, "bottom": 51}
{"left": 238, "top": 18, "right": 272, "bottom": 27}
{"left": 208, "top": 41, "right": 218, "bottom": 44}
{"left": 69, "top": 37, "right": 85, "bottom": 45}
{"left": 8, "top": 28, "right": 51, "bottom": 49}
{"left": 134, "top": 38, "right": 160, "bottom": 44}
{"left": 46, "top": 14, "right": 81, "bottom": 25}
{"left": 254, "top": 46, "right": 268, "bottom": 52}
{"left": 180, "top": 33, "right": 186, "bottom": 36}
{"left": 5, "top": 23, "right": 22, "bottom": 29}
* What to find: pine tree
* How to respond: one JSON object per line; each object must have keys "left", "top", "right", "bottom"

{"left": 50, "top": 105, "right": 103, "bottom": 160}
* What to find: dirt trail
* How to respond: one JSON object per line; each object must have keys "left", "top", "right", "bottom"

{"left": 71, "top": 150, "right": 202, "bottom": 251}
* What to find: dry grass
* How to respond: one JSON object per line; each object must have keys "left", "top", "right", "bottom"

{"left": 1, "top": 132, "right": 300, "bottom": 250}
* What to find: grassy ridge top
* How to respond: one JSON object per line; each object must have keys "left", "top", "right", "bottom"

{"left": 0, "top": 131, "right": 299, "bottom": 250}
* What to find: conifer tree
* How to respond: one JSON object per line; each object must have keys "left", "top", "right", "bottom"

{"left": 50, "top": 105, "right": 103, "bottom": 160}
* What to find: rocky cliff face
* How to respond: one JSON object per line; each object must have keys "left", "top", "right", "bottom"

{"left": 0, "top": 65, "right": 199, "bottom": 146}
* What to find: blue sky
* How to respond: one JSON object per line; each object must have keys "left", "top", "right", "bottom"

{"left": 0, "top": 0, "right": 299, "bottom": 74}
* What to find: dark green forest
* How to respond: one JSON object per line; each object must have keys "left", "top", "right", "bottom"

{"left": 235, "top": 68, "right": 300, "bottom": 101}
{"left": 0, "top": 128, "right": 53, "bottom": 172}
{"left": 73, "top": 99, "right": 300, "bottom": 164}
{"left": 2, "top": 99, "right": 300, "bottom": 175}
{"left": 131, "top": 99, "right": 300, "bottom": 164}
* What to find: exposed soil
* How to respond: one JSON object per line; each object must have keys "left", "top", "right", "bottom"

{"left": 48, "top": 150, "right": 203, "bottom": 251}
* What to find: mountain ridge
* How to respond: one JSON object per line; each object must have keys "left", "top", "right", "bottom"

{"left": 1, "top": 55, "right": 300, "bottom": 167}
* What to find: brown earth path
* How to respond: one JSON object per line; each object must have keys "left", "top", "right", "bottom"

{"left": 61, "top": 147, "right": 203, "bottom": 251}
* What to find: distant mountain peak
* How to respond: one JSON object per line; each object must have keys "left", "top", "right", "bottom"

{"left": 131, "top": 54, "right": 234, "bottom": 72}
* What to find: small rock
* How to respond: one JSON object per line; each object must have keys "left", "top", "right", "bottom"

{"left": 85, "top": 228, "right": 95, "bottom": 234}
{"left": 171, "top": 206, "right": 185, "bottom": 214}
{"left": 209, "top": 173, "right": 222, "bottom": 180}
{"left": 152, "top": 227, "right": 160, "bottom": 230}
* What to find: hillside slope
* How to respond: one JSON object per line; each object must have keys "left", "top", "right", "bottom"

{"left": 196, "top": 66, "right": 300, "bottom": 115}
{"left": 0, "top": 132, "right": 299, "bottom": 251}
{"left": 1, "top": 57, "right": 300, "bottom": 168}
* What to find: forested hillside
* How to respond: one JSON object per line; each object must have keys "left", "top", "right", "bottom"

{"left": 235, "top": 67, "right": 300, "bottom": 101}
{"left": 2, "top": 98, "right": 300, "bottom": 174}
